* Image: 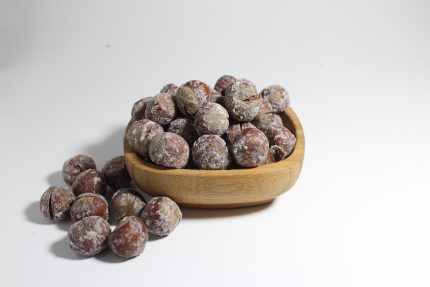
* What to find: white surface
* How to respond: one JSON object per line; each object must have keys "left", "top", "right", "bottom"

{"left": 1, "top": 0, "right": 430, "bottom": 286}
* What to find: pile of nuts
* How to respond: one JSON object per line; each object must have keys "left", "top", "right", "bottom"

{"left": 40, "top": 154, "right": 182, "bottom": 258}
{"left": 128, "top": 75, "right": 296, "bottom": 169}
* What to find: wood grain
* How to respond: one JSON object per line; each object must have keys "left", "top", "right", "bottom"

{"left": 124, "top": 107, "right": 305, "bottom": 209}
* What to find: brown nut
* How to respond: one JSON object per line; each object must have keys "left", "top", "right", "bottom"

{"left": 110, "top": 188, "right": 146, "bottom": 223}
{"left": 194, "top": 103, "right": 229, "bottom": 136}
{"left": 68, "top": 216, "right": 111, "bottom": 256}
{"left": 72, "top": 169, "right": 106, "bottom": 196}
{"left": 141, "top": 196, "right": 182, "bottom": 236}
{"left": 176, "top": 80, "right": 210, "bottom": 117}
{"left": 214, "top": 75, "right": 236, "bottom": 95}
{"left": 208, "top": 88, "right": 225, "bottom": 106}
{"left": 145, "top": 93, "right": 176, "bottom": 126}
{"left": 131, "top": 97, "right": 153, "bottom": 121}
{"left": 260, "top": 85, "right": 289, "bottom": 113}
{"left": 231, "top": 128, "right": 269, "bottom": 168}
{"left": 148, "top": 132, "right": 189, "bottom": 168}
{"left": 265, "top": 126, "right": 296, "bottom": 159}
{"left": 192, "top": 135, "right": 231, "bottom": 170}
{"left": 126, "top": 119, "right": 164, "bottom": 159}
{"left": 62, "top": 155, "right": 96, "bottom": 186}
{"left": 109, "top": 216, "right": 148, "bottom": 258}
{"left": 167, "top": 117, "right": 198, "bottom": 145}
{"left": 40, "top": 186, "right": 75, "bottom": 221}
{"left": 224, "top": 79, "right": 260, "bottom": 122}
{"left": 160, "top": 83, "right": 178, "bottom": 98}
{"left": 101, "top": 156, "right": 131, "bottom": 190}
{"left": 224, "top": 122, "right": 257, "bottom": 145}
{"left": 70, "top": 193, "right": 109, "bottom": 222}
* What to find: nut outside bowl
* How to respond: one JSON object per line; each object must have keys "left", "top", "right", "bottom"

{"left": 124, "top": 107, "right": 305, "bottom": 209}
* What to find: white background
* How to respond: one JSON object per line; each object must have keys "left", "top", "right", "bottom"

{"left": 1, "top": 0, "right": 429, "bottom": 286}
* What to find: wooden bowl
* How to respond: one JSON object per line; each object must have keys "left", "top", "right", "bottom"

{"left": 124, "top": 107, "right": 305, "bottom": 209}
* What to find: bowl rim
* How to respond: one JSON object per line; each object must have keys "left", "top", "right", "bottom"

{"left": 124, "top": 107, "right": 304, "bottom": 177}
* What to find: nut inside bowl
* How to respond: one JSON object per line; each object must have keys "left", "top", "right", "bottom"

{"left": 124, "top": 107, "right": 305, "bottom": 209}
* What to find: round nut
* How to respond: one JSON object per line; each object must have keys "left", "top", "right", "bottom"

{"left": 208, "top": 88, "right": 225, "bottom": 106}
{"left": 224, "top": 79, "right": 260, "bottom": 122}
{"left": 214, "top": 75, "right": 236, "bottom": 95}
{"left": 131, "top": 97, "right": 153, "bottom": 121}
{"left": 260, "top": 85, "right": 289, "bottom": 113}
{"left": 194, "top": 103, "right": 229, "bottom": 136}
{"left": 224, "top": 122, "right": 257, "bottom": 145}
{"left": 72, "top": 169, "right": 106, "bottom": 196}
{"left": 192, "top": 135, "right": 231, "bottom": 170}
{"left": 176, "top": 80, "right": 210, "bottom": 117}
{"left": 101, "top": 156, "right": 131, "bottom": 190}
{"left": 40, "top": 186, "right": 75, "bottom": 221}
{"left": 109, "top": 216, "right": 148, "bottom": 258}
{"left": 110, "top": 188, "right": 146, "bottom": 223}
{"left": 68, "top": 216, "right": 111, "bottom": 256}
{"left": 70, "top": 193, "right": 109, "bottom": 222}
{"left": 126, "top": 119, "right": 164, "bottom": 159}
{"left": 160, "top": 83, "right": 178, "bottom": 98}
{"left": 231, "top": 128, "right": 269, "bottom": 168}
{"left": 145, "top": 93, "right": 176, "bottom": 125}
{"left": 62, "top": 155, "right": 96, "bottom": 186}
{"left": 148, "top": 132, "right": 189, "bottom": 168}
{"left": 141, "top": 196, "right": 182, "bottom": 236}
{"left": 265, "top": 126, "right": 296, "bottom": 158}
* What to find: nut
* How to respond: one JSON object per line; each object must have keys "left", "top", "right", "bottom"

{"left": 62, "top": 155, "right": 96, "bottom": 186}
{"left": 131, "top": 97, "right": 153, "bottom": 121}
{"left": 192, "top": 135, "right": 231, "bottom": 170}
{"left": 40, "top": 186, "right": 75, "bottom": 221}
{"left": 141, "top": 196, "right": 182, "bottom": 236}
{"left": 176, "top": 80, "right": 210, "bottom": 117}
{"left": 194, "top": 103, "right": 229, "bottom": 136}
{"left": 260, "top": 85, "right": 289, "bottom": 113}
{"left": 231, "top": 128, "right": 269, "bottom": 167}
{"left": 109, "top": 216, "right": 148, "bottom": 258}
{"left": 68, "top": 216, "right": 111, "bottom": 256}
{"left": 167, "top": 117, "right": 198, "bottom": 145}
{"left": 145, "top": 93, "right": 176, "bottom": 125}
{"left": 72, "top": 169, "right": 106, "bottom": 196}
{"left": 110, "top": 188, "right": 146, "bottom": 223}
{"left": 70, "top": 193, "right": 109, "bottom": 222}
{"left": 101, "top": 156, "right": 131, "bottom": 190}
{"left": 148, "top": 132, "right": 189, "bottom": 168}
{"left": 224, "top": 79, "right": 260, "bottom": 122}
{"left": 265, "top": 126, "right": 296, "bottom": 159}
{"left": 127, "top": 119, "right": 164, "bottom": 159}
{"left": 214, "top": 75, "right": 236, "bottom": 95}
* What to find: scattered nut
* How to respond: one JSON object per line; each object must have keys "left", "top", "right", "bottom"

{"left": 62, "top": 155, "right": 96, "bottom": 185}
{"left": 110, "top": 188, "right": 146, "bottom": 223}
{"left": 72, "top": 169, "right": 106, "bottom": 196}
{"left": 68, "top": 216, "right": 111, "bottom": 256}
{"left": 109, "top": 216, "right": 148, "bottom": 258}
{"left": 70, "top": 193, "right": 109, "bottom": 222}
{"left": 141, "top": 196, "right": 182, "bottom": 236}
{"left": 40, "top": 186, "right": 75, "bottom": 221}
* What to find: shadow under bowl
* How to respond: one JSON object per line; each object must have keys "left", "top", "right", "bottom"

{"left": 124, "top": 107, "right": 305, "bottom": 209}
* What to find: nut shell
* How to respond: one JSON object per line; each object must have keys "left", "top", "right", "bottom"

{"left": 62, "top": 155, "right": 96, "bottom": 186}
{"left": 260, "top": 85, "right": 289, "bottom": 113}
{"left": 231, "top": 128, "right": 269, "bottom": 168}
{"left": 110, "top": 189, "right": 146, "bottom": 223}
{"left": 40, "top": 186, "right": 75, "bottom": 221}
{"left": 145, "top": 93, "right": 176, "bottom": 125}
{"left": 148, "top": 132, "right": 190, "bottom": 168}
{"left": 194, "top": 103, "right": 229, "bottom": 136}
{"left": 192, "top": 135, "right": 231, "bottom": 170}
{"left": 68, "top": 216, "right": 111, "bottom": 256}
{"left": 176, "top": 80, "right": 210, "bottom": 117}
{"left": 72, "top": 169, "right": 106, "bottom": 196}
{"left": 101, "top": 156, "right": 131, "bottom": 189}
{"left": 109, "top": 216, "right": 148, "bottom": 258}
{"left": 141, "top": 196, "right": 182, "bottom": 236}
{"left": 127, "top": 119, "right": 164, "bottom": 159}
{"left": 70, "top": 193, "right": 109, "bottom": 222}
{"left": 224, "top": 79, "right": 260, "bottom": 122}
